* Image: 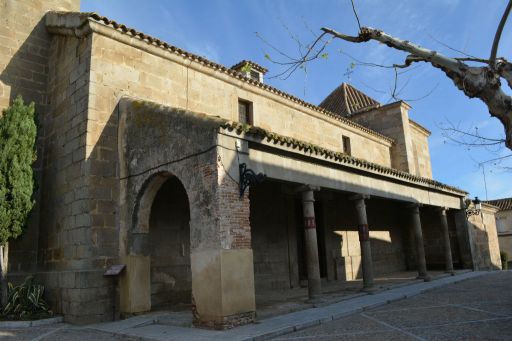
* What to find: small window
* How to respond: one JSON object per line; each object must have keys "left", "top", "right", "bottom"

{"left": 238, "top": 99, "right": 253, "bottom": 125}
{"left": 342, "top": 136, "right": 351, "bottom": 155}
{"left": 249, "top": 70, "right": 260, "bottom": 81}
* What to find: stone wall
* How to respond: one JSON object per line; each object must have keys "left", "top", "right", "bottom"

{"left": 250, "top": 182, "right": 294, "bottom": 291}
{"left": 322, "top": 196, "right": 407, "bottom": 281}
{"left": 36, "top": 32, "right": 115, "bottom": 324}
{"left": 420, "top": 207, "right": 461, "bottom": 268}
{"left": 496, "top": 210, "right": 512, "bottom": 259}
{"left": 86, "top": 27, "right": 392, "bottom": 170}
{"left": 1, "top": 0, "right": 80, "bottom": 278}
{"left": 350, "top": 102, "right": 416, "bottom": 174}
{"left": 119, "top": 100, "right": 255, "bottom": 329}
{"left": 0, "top": 0, "right": 79, "bottom": 112}
{"left": 409, "top": 121, "right": 432, "bottom": 178}
{"left": 468, "top": 205, "right": 501, "bottom": 270}
{"left": 496, "top": 209, "right": 512, "bottom": 234}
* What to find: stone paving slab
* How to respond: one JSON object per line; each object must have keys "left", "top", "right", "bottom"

{"left": 85, "top": 270, "right": 487, "bottom": 341}
{"left": 0, "top": 316, "right": 63, "bottom": 329}
{"left": 277, "top": 271, "right": 512, "bottom": 341}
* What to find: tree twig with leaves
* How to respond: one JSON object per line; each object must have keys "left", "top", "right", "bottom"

{"left": 0, "top": 96, "right": 37, "bottom": 307}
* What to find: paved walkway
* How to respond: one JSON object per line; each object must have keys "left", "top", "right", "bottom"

{"left": 275, "top": 271, "right": 512, "bottom": 340}
{"left": 1, "top": 270, "right": 501, "bottom": 341}
{"left": 256, "top": 270, "right": 462, "bottom": 319}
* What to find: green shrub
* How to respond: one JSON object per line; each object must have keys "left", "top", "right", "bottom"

{"left": 501, "top": 251, "right": 509, "bottom": 270}
{"left": 1, "top": 276, "right": 52, "bottom": 320}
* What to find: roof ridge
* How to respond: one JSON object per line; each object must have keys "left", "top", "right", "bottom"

{"left": 45, "top": 11, "right": 395, "bottom": 144}
{"left": 319, "top": 82, "right": 380, "bottom": 118}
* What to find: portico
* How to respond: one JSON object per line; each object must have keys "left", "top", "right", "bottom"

{"left": 114, "top": 98, "right": 471, "bottom": 327}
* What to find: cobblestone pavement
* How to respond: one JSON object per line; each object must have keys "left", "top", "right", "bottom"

{"left": 0, "top": 325, "right": 142, "bottom": 341}
{"left": 273, "top": 271, "right": 512, "bottom": 340}
{"left": 1, "top": 271, "right": 510, "bottom": 340}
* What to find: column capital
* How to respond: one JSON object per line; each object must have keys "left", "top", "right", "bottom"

{"left": 349, "top": 194, "right": 370, "bottom": 201}
{"left": 406, "top": 202, "right": 422, "bottom": 209}
{"left": 295, "top": 184, "right": 320, "bottom": 194}
{"left": 435, "top": 206, "right": 449, "bottom": 214}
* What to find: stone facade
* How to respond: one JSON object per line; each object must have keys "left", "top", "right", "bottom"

{"left": 0, "top": 1, "right": 502, "bottom": 328}
{"left": 467, "top": 204, "right": 502, "bottom": 270}
{"left": 485, "top": 198, "right": 512, "bottom": 260}
{"left": 497, "top": 209, "right": 512, "bottom": 258}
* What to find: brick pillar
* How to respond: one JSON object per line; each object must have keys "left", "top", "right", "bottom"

{"left": 350, "top": 194, "right": 374, "bottom": 291}
{"left": 438, "top": 207, "right": 454, "bottom": 274}
{"left": 300, "top": 187, "right": 322, "bottom": 300}
{"left": 409, "top": 204, "right": 430, "bottom": 281}
{"left": 190, "top": 156, "right": 255, "bottom": 329}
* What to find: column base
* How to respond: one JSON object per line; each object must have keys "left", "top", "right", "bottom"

{"left": 306, "top": 295, "right": 324, "bottom": 304}
{"left": 416, "top": 274, "right": 431, "bottom": 282}
{"left": 416, "top": 275, "right": 432, "bottom": 282}
{"left": 445, "top": 270, "right": 455, "bottom": 276}
{"left": 361, "top": 286, "right": 378, "bottom": 294}
{"left": 193, "top": 311, "right": 255, "bottom": 330}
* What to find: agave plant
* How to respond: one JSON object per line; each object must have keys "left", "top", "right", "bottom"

{"left": 1, "top": 276, "right": 52, "bottom": 320}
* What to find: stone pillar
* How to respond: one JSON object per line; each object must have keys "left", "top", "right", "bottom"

{"left": 301, "top": 187, "right": 322, "bottom": 300}
{"left": 350, "top": 195, "right": 374, "bottom": 290}
{"left": 409, "top": 204, "right": 430, "bottom": 281}
{"left": 438, "top": 207, "right": 454, "bottom": 274}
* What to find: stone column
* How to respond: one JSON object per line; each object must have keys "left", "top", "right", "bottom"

{"left": 409, "top": 204, "right": 430, "bottom": 281}
{"left": 438, "top": 207, "right": 454, "bottom": 274}
{"left": 301, "top": 187, "right": 322, "bottom": 300}
{"left": 350, "top": 194, "right": 374, "bottom": 291}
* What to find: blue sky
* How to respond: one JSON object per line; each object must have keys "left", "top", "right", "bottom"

{"left": 81, "top": 0, "right": 512, "bottom": 200}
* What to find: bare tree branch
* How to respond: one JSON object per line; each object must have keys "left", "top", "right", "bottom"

{"left": 490, "top": 0, "right": 512, "bottom": 65}
{"left": 320, "top": 26, "right": 512, "bottom": 151}
{"left": 439, "top": 120, "right": 506, "bottom": 148}
{"left": 426, "top": 32, "right": 480, "bottom": 60}
{"left": 350, "top": 0, "right": 362, "bottom": 32}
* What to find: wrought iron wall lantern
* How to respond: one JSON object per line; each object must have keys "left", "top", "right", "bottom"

{"left": 239, "top": 163, "right": 266, "bottom": 198}
{"left": 465, "top": 196, "right": 482, "bottom": 218}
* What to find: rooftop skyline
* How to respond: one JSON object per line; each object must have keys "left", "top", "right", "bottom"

{"left": 81, "top": 0, "right": 512, "bottom": 200}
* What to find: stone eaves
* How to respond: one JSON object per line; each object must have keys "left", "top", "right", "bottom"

{"left": 45, "top": 11, "right": 394, "bottom": 145}
{"left": 220, "top": 122, "right": 466, "bottom": 195}
{"left": 119, "top": 98, "right": 466, "bottom": 195}
{"left": 409, "top": 119, "right": 432, "bottom": 137}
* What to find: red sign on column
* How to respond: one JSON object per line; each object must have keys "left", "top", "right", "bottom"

{"left": 358, "top": 224, "right": 369, "bottom": 241}
{"left": 304, "top": 217, "right": 316, "bottom": 229}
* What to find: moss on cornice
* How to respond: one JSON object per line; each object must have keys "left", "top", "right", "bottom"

{"left": 221, "top": 121, "right": 466, "bottom": 195}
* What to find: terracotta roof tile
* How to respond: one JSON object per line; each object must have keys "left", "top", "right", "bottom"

{"left": 485, "top": 198, "right": 512, "bottom": 211}
{"left": 231, "top": 60, "right": 268, "bottom": 74}
{"left": 319, "top": 83, "right": 380, "bottom": 117}
{"left": 221, "top": 121, "right": 466, "bottom": 195}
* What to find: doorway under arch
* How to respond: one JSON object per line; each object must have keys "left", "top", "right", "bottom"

{"left": 147, "top": 175, "right": 191, "bottom": 310}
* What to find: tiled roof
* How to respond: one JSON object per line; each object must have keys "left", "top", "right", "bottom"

{"left": 319, "top": 83, "right": 381, "bottom": 117}
{"left": 231, "top": 60, "right": 268, "bottom": 74}
{"left": 485, "top": 198, "right": 512, "bottom": 211}
{"left": 122, "top": 98, "right": 465, "bottom": 195}
{"left": 46, "top": 11, "right": 394, "bottom": 144}
{"left": 221, "top": 121, "right": 466, "bottom": 195}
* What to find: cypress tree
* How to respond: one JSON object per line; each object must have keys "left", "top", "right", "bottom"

{"left": 0, "top": 96, "right": 37, "bottom": 306}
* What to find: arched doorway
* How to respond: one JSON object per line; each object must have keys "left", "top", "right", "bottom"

{"left": 148, "top": 176, "right": 191, "bottom": 310}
